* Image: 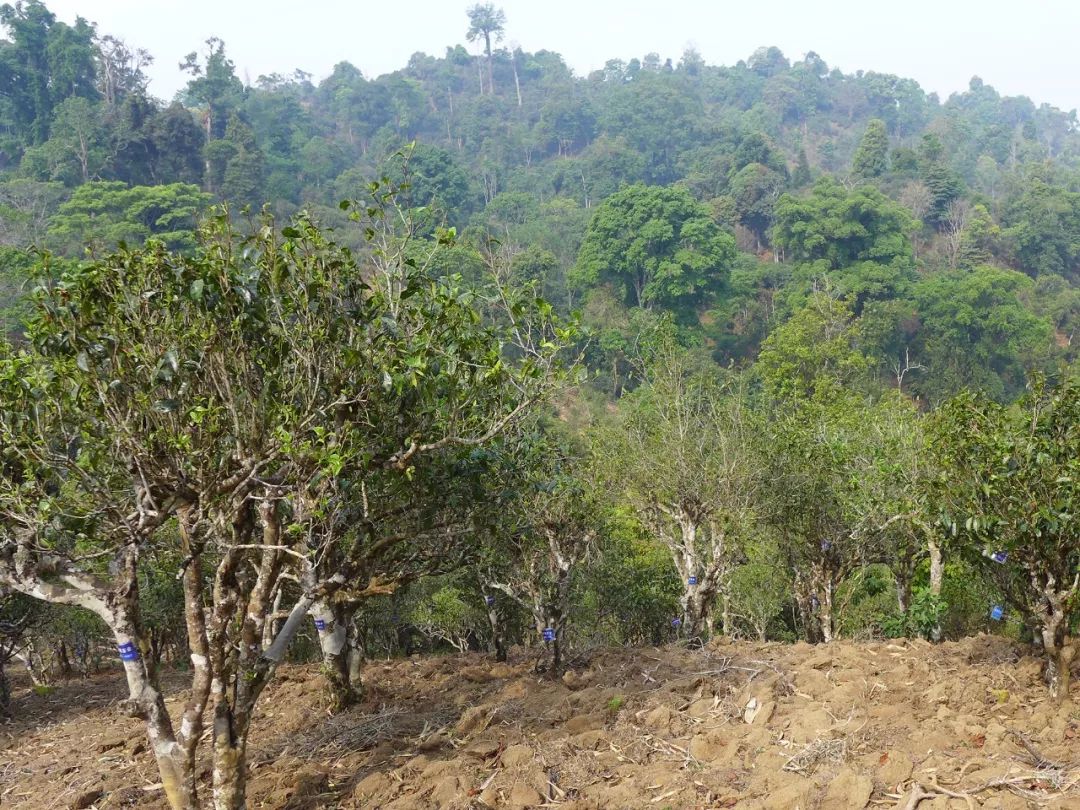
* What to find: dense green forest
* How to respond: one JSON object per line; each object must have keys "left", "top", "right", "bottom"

{"left": 1, "top": 4, "right": 1078, "bottom": 808}
{"left": 1, "top": 0, "right": 1078, "bottom": 400}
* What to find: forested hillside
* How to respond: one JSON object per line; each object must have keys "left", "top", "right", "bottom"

{"left": 2, "top": 5, "right": 1079, "bottom": 809}
{"left": 2, "top": 0, "right": 1078, "bottom": 401}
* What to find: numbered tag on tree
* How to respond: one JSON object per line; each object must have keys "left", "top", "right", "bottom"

{"left": 688, "top": 576, "right": 698, "bottom": 586}
{"left": 671, "top": 617, "right": 682, "bottom": 628}
{"left": 991, "top": 551, "right": 1007, "bottom": 564}
{"left": 117, "top": 642, "right": 139, "bottom": 662}
{"left": 314, "top": 618, "right": 327, "bottom": 632}
{"left": 542, "top": 627, "right": 555, "bottom": 642}
{"left": 484, "top": 595, "right": 495, "bottom": 606}
{"left": 990, "top": 605, "right": 1004, "bottom": 621}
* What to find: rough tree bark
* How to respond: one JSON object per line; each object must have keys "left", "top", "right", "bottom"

{"left": 2, "top": 542, "right": 196, "bottom": 808}
{"left": 806, "top": 543, "right": 850, "bottom": 645}
{"left": 927, "top": 533, "right": 944, "bottom": 642}
{"left": 110, "top": 605, "right": 192, "bottom": 809}
{"left": 312, "top": 598, "right": 362, "bottom": 712}
{"left": 657, "top": 513, "right": 742, "bottom": 643}
{"left": 176, "top": 508, "right": 211, "bottom": 806}
{"left": 482, "top": 591, "right": 507, "bottom": 662}
{"left": 820, "top": 578, "right": 835, "bottom": 644}
{"left": 206, "top": 500, "right": 289, "bottom": 810}
{"left": 792, "top": 571, "right": 822, "bottom": 644}
{"left": 308, "top": 572, "right": 402, "bottom": 713}
{"left": 662, "top": 514, "right": 714, "bottom": 642}
{"left": 927, "top": 537, "right": 944, "bottom": 598}
{"left": 1037, "top": 574, "right": 1078, "bottom": 702}
{"left": 490, "top": 525, "right": 586, "bottom": 677}
{"left": 894, "top": 550, "right": 915, "bottom": 614}
{"left": 546, "top": 542, "right": 574, "bottom": 675}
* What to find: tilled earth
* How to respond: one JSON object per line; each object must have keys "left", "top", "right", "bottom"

{"left": 2, "top": 636, "right": 1079, "bottom": 809}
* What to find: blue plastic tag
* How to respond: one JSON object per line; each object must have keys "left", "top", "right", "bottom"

{"left": 671, "top": 617, "right": 682, "bottom": 627}
{"left": 991, "top": 551, "right": 1007, "bottom": 563}
{"left": 542, "top": 628, "right": 555, "bottom": 641}
{"left": 117, "top": 642, "right": 139, "bottom": 662}
{"left": 314, "top": 618, "right": 327, "bottom": 632}
{"left": 484, "top": 595, "right": 495, "bottom": 606}
{"left": 688, "top": 576, "right": 698, "bottom": 585}
{"left": 990, "top": 605, "right": 1004, "bottom": 621}
{"left": 821, "top": 540, "right": 832, "bottom": 551}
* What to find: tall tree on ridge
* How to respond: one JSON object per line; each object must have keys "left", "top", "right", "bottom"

{"left": 179, "top": 37, "right": 243, "bottom": 141}
{"left": 466, "top": 3, "right": 506, "bottom": 95}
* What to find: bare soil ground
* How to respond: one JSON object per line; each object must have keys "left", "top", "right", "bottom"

{"left": 2, "top": 636, "right": 1079, "bottom": 809}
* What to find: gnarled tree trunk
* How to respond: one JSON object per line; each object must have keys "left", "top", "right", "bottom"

{"left": 1038, "top": 577, "right": 1077, "bottom": 702}
{"left": 680, "top": 581, "right": 716, "bottom": 642}
{"left": 211, "top": 706, "right": 247, "bottom": 810}
{"left": 106, "top": 578, "right": 195, "bottom": 810}
{"left": 926, "top": 532, "right": 945, "bottom": 641}
{"left": 312, "top": 599, "right": 363, "bottom": 712}
{"left": 484, "top": 596, "right": 507, "bottom": 662}
{"left": 820, "top": 579, "right": 835, "bottom": 644}
{"left": 793, "top": 571, "right": 821, "bottom": 643}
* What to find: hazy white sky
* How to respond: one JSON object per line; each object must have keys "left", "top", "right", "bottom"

{"left": 41, "top": 0, "right": 1080, "bottom": 112}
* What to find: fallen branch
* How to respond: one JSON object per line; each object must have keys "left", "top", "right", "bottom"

{"left": 896, "top": 769, "right": 1080, "bottom": 810}
{"left": 1008, "top": 728, "right": 1060, "bottom": 770}
{"left": 893, "top": 783, "right": 933, "bottom": 810}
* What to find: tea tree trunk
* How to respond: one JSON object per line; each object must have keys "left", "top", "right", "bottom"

{"left": 313, "top": 599, "right": 364, "bottom": 712}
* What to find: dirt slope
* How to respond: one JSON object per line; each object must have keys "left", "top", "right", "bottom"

{"left": 2, "top": 636, "right": 1079, "bottom": 809}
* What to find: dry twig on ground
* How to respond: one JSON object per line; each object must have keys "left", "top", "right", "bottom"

{"left": 1008, "top": 728, "right": 1062, "bottom": 770}
{"left": 268, "top": 706, "right": 409, "bottom": 761}
{"left": 782, "top": 737, "right": 847, "bottom": 773}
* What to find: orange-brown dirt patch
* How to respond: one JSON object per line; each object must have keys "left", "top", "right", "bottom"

{"left": 2, "top": 636, "right": 1079, "bottom": 808}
